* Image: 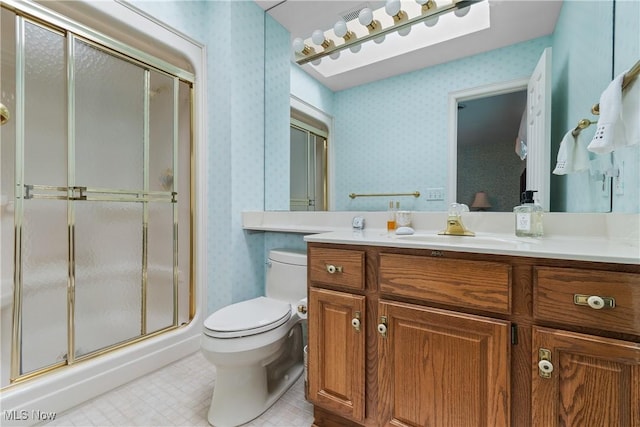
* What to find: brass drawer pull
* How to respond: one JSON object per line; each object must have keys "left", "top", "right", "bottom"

{"left": 377, "top": 316, "right": 388, "bottom": 338}
{"left": 573, "top": 294, "right": 615, "bottom": 310}
{"left": 325, "top": 264, "right": 343, "bottom": 274}
{"left": 351, "top": 311, "right": 361, "bottom": 332}
{"left": 538, "top": 348, "right": 553, "bottom": 378}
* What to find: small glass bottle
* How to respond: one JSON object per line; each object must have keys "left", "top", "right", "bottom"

{"left": 387, "top": 201, "right": 396, "bottom": 232}
{"left": 514, "top": 190, "right": 543, "bottom": 237}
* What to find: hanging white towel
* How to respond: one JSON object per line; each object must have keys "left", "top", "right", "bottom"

{"left": 515, "top": 108, "right": 527, "bottom": 160}
{"left": 587, "top": 72, "right": 626, "bottom": 154}
{"left": 620, "top": 77, "right": 639, "bottom": 147}
{"left": 553, "top": 130, "right": 589, "bottom": 175}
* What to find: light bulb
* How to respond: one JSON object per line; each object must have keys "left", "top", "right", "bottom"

{"left": 374, "top": 35, "right": 385, "bottom": 44}
{"left": 358, "top": 7, "right": 373, "bottom": 26}
{"left": 385, "top": 0, "right": 401, "bottom": 17}
{"left": 333, "top": 19, "right": 348, "bottom": 38}
{"left": 454, "top": 5, "right": 471, "bottom": 17}
{"left": 292, "top": 37, "right": 305, "bottom": 53}
{"left": 415, "top": 0, "right": 429, "bottom": 4}
{"left": 329, "top": 51, "right": 340, "bottom": 60}
{"left": 398, "top": 26, "right": 411, "bottom": 36}
{"left": 311, "top": 30, "right": 325, "bottom": 46}
{"left": 311, "top": 58, "right": 321, "bottom": 66}
{"left": 350, "top": 44, "right": 362, "bottom": 53}
{"left": 424, "top": 16, "right": 439, "bottom": 27}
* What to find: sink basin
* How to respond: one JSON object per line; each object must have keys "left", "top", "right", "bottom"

{"left": 396, "top": 233, "right": 529, "bottom": 249}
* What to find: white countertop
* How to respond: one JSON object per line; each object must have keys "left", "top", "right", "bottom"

{"left": 243, "top": 211, "right": 640, "bottom": 264}
{"left": 304, "top": 229, "right": 640, "bottom": 265}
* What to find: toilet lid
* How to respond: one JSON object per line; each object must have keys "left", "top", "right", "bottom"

{"left": 203, "top": 297, "right": 292, "bottom": 338}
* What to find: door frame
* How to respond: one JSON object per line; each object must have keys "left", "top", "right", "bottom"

{"left": 447, "top": 78, "right": 529, "bottom": 209}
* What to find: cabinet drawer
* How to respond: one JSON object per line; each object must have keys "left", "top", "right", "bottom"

{"left": 379, "top": 253, "right": 511, "bottom": 314}
{"left": 309, "top": 247, "right": 365, "bottom": 290}
{"left": 534, "top": 267, "right": 640, "bottom": 335}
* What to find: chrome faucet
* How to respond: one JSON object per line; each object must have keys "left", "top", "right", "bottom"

{"left": 438, "top": 203, "right": 475, "bottom": 236}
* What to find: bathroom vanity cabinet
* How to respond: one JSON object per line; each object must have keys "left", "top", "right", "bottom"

{"left": 306, "top": 242, "right": 640, "bottom": 427}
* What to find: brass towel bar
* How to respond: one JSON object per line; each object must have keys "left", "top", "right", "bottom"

{"left": 349, "top": 191, "right": 420, "bottom": 199}
{"left": 572, "top": 59, "right": 639, "bottom": 136}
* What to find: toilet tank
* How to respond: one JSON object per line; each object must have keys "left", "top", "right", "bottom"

{"left": 266, "top": 249, "right": 307, "bottom": 304}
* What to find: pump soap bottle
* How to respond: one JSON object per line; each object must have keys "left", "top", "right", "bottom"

{"left": 514, "top": 190, "right": 543, "bottom": 237}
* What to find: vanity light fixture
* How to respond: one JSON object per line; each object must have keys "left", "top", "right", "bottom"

{"left": 293, "top": 0, "right": 489, "bottom": 76}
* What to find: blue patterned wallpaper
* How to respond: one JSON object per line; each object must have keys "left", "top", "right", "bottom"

{"left": 265, "top": 16, "right": 292, "bottom": 211}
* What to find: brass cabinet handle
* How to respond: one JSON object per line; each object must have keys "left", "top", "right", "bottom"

{"left": 377, "top": 316, "right": 388, "bottom": 338}
{"left": 325, "top": 264, "right": 343, "bottom": 274}
{"left": 538, "top": 348, "right": 553, "bottom": 378}
{"left": 573, "top": 294, "right": 615, "bottom": 310}
{"left": 351, "top": 311, "right": 361, "bottom": 332}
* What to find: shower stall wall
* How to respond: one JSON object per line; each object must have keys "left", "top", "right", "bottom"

{"left": 0, "top": 1, "right": 202, "bottom": 410}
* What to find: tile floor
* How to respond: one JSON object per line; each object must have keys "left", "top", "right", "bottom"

{"left": 43, "top": 351, "right": 313, "bottom": 427}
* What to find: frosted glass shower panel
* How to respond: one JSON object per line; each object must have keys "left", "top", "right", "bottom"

{"left": 24, "top": 21, "right": 67, "bottom": 186}
{"left": 290, "top": 126, "right": 309, "bottom": 211}
{"left": 20, "top": 200, "right": 68, "bottom": 374}
{"left": 74, "top": 202, "right": 143, "bottom": 356}
{"left": 149, "top": 71, "right": 174, "bottom": 193}
{"left": 18, "top": 19, "right": 68, "bottom": 376}
{"left": 74, "top": 40, "right": 144, "bottom": 190}
{"left": 147, "top": 202, "right": 174, "bottom": 332}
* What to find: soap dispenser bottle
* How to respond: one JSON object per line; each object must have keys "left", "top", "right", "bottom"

{"left": 514, "top": 190, "right": 543, "bottom": 237}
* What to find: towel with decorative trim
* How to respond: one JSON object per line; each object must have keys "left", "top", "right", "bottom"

{"left": 553, "top": 130, "right": 589, "bottom": 175}
{"left": 587, "top": 72, "right": 625, "bottom": 154}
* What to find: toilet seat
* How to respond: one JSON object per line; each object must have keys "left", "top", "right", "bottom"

{"left": 203, "top": 297, "right": 292, "bottom": 338}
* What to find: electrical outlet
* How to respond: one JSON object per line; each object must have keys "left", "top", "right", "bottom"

{"left": 425, "top": 188, "right": 444, "bottom": 201}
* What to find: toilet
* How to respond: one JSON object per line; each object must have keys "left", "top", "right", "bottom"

{"left": 201, "top": 249, "right": 307, "bottom": 427}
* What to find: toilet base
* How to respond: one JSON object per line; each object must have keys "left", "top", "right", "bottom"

{"left": 206, "top": 324, "right": 304, "bottom": 426}
{"left": 207, "top": 362, "right": 303, "bottom": 426}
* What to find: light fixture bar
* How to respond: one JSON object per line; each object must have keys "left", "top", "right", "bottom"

{"left": 295, "top": 0, "right": 482, "bottom": 65}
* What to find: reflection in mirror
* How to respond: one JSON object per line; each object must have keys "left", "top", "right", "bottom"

{"left": 455, "top": 89, "right": 527, "bottom": 212}
{"left": 290, "top": 112, "right": 328, "bottom": 211}
{"left": 263, "top": 0, "right": 639, "bottom": 213}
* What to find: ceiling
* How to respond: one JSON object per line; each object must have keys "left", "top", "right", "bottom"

{"left": 256, "top": 0, "right": 562, "bottom": 91}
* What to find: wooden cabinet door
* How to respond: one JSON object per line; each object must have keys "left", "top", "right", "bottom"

{"left": 378, "top": 300, "right": 510, "bottom": 427}
{"left": 308, "top": 287, "right": 366, "bottom": 422}
{"left": 532, "top": 327, "right": 640, "bottom": 427}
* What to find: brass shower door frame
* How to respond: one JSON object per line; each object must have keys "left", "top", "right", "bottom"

{"left": 4, "top": 1, "right": 195, "bottom": 386}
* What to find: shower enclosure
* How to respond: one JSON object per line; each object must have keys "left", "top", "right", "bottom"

{"left": 1, "top": 3, "right": 193, "bottom": 389}
{"left": 290, "top": 123, "right": 327, "bottom": 211}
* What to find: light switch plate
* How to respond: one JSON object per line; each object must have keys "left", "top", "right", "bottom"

{"left": 425, "top": 188, "right": 445, "bottom": 201}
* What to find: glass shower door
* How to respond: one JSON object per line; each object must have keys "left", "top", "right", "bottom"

{"left": 73, "top": 39, "right": 146, "bottom": 356}
{"left": 290, "top": 126, "right": 327, "bottom": 211}
{"left": 1, "top": 3, "right": 192, "bottom": 387}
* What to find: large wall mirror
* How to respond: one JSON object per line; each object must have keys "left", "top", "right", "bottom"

{"left": 262, "top": 0, "right": 639, "bottom": 214}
